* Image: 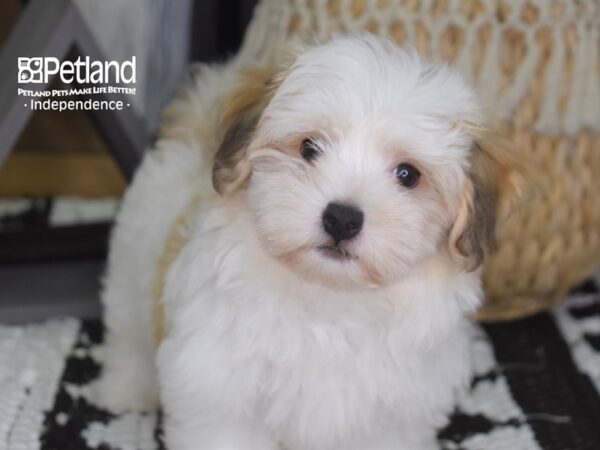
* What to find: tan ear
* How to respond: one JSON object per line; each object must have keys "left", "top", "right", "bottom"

{"left": 449, "top": 126, "right": 531, "bottom": 271}
{"left": 213, "top": 44, "right": 309, "bottom": 195}
{"left": 212, "top": 66, "right": 281, "bottom": 194}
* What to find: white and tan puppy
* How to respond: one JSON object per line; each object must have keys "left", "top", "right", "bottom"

{"left": 96, "top": 35, "right": 522, "bottom": 450}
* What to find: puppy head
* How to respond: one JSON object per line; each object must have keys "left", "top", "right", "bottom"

{"left": 213, "top": 35, "right": 523, "bottom": 289}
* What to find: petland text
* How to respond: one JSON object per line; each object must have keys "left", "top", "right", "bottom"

{"left": 18, "top": 56, "right": 136, "bottom": 84}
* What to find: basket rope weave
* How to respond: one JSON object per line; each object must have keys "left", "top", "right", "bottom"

{"left": 238, "top": 0, "right": 600, "bottom": 320}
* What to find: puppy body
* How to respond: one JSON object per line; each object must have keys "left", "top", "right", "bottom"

{"left": 96, "top": 35, "right": 513, "bottom": 450}
{"left": 158, "top": 200, "right": 479, "bottom": 450}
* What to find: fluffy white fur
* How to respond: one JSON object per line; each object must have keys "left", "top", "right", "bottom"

{"left": 96, "top": 35, "right": 490, "bottom": 450}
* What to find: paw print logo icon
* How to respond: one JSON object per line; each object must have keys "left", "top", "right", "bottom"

{"left": 18, "top": 57, "right": 43, "bottom": 83}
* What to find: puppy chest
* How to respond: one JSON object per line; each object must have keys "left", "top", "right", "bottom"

{"left": 201, "top": 314, "right": 432, "bottom": 424}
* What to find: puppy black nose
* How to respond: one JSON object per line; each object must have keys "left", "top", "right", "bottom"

{"left": 322, "top": 202, "right": 364, "bottom": 243}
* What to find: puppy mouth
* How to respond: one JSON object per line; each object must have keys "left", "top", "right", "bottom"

{"left": 316, "top": 245, "right": 355, "bottom": 261}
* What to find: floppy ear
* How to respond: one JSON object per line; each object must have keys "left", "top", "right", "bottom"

{"left": 213, "top": 43, "right": 309, "bottom": 195}
{"left": 449, "top": 126, "right": 530, "bottom": 271}
{"left": 212, "top": 66, "right": 281, "bottom": 195}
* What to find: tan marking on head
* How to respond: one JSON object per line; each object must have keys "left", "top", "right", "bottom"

{"left": 449, "top": 124, "right": 533, "bottom": 271}
{"left": 213, "top": 48, "right": 304, "bottom": 195}
{"left": 278, "top": 244, "right": 312, "bottom": 267}
{"left": 359, "top": 260, "right": 385, "bottom": 288}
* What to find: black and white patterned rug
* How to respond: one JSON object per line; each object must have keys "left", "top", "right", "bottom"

{"left": 2, "top": 276, "right": 600, "bottom": 450}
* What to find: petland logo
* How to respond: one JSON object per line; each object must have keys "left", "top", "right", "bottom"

{"left": 18, "top": 56, "right": 136, "bottom": 112}
{"left": 18, "top": 56, "right": 136, "bottom": 84}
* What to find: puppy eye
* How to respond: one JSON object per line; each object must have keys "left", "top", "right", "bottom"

{"left": 300, "top": 138, "right": 321, "bottom": 162}
{"left": 394, "top": 163, "right": 420, "bottom": 188}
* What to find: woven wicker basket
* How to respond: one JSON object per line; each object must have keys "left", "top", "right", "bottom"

{"left": 237, "top": 0, "right": 600, "bottom": 320}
